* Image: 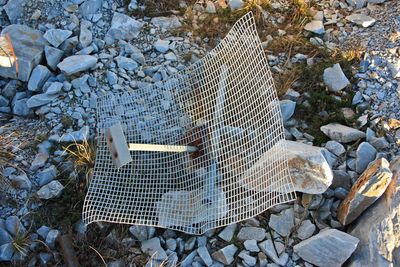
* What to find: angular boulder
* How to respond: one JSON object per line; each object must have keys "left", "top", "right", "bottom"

{"left": 293, "top": 229, "right": 359, "bottom": 267}
{"left": 323, "top": 63, "right": 350, "bottom": 92}
{"left": 320, "top": 123, "right": 366, "bottom": 143}
{"left": 346, "top": 156, "right": 400, "bottom": 267}
{"left": 105, "top": 12, "right": 143, "bottom": 44}
{"left": 57, "top": 55, "right": 97, "bottom": 75}
{"left": 337, "top": 158, "right": 393, "bottom": 225}
{"left": 0, "top": 25, "right": 48, "bottom": 81}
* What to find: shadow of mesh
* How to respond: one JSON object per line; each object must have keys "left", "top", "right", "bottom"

{"left": 83, "top": 12, "right": 296, "bottom": 235}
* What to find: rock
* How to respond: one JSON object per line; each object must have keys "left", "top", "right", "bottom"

{"left": 46, "top": 82, "right": 63, "bottom": 95}
{"left": 165, "top": 238, "right": 176, "bottom": 251}
{"left": 128, "top": 0, "right": 138, "bottom": 10}
{"left": 0, "top": 96, "right": 8, "bottom": 107}
{"left": 279, "top": 100, "right": 296, "bottom": 122}
{"left": 151, "top": 16, "right": 182, "bottom": 29}
{"left": 80, "top": 20, "right": 92, "bottom": 48}
{"left": 346, "top": 0, "right": 366, "bottom": 8}
{"left": 237, "top": 227, "right": 265, "bottom": 241}
{"left": 218, "top": 223, "right": 237, "bottom": 242}
{"left": 129, "top": 226, "right": 154, "bottom": 242}
{"left": 244, "top": 240, "right": 260, "bottom": 252}
{"left": 0, "top": 228, "right": 12, "bottom": 246}
{"left": 59, "top": 126, "right": 89, "bottom": 142}
{"left": 293, "top": 229, "right": 359, "bottom": 267}
{"left": 346, "top": 14, "right": 376, "bottom": 27}
{"left": 0, "top": 25, "right": 48, "bottom": 81}
{"left": 320, "top": 123, "right": 366, "bottom": 143}
{"left": 36, "top": 226, "right": 50, "bottom": 240}
{"left": 44, "top": 46, "right": 64, "bottom": 71}
{"left": 115, "top": 56, "right": 138, "bottom": 71}
{"left": 2, "top": 80, "right": 17, "bottom": 99}
{"left": 285, "top": 140, "right": 333, "bottom": 194}
{"left": 238, "top": 251, "right": 256, "bottom": 266}
{"left": 165, "top": 52, "right": 177, "bottom": 61}
{"left": 296, "top": 220, "right": 316, "bottom": 240}
{"left": 212, "top": 244, "right": 237, "bottom": 265}
{"left": 206, "top": 1, "right": 216, "bottom": 13}
{"left": 43, "top": 29, "right": 72, "bottom": 48}
{"left": 269, "top": 208, "right": 294, "bottom": 237}
{"left": 388, "top": 60, "right": 400, "bottom": 79}
{"left": 141, "top": 238, "right": 167, "bottom": 261}
{"left": 154, "top": 39, "right": 170, "bottom": 53}
{"left": 37, "top": 165, "right": 57, "bottom": 186}
{"left": 105, "top": 12, "right": 143, "bottom": 44}
{"left": 5, "top": 216, "right": 26, "bottom": 236}
{"left": 57, "top": 55, "right": 97, "bottom": 75}
{"left": 346, "top": 156, "right": 400, "bottom": 267}
{"left": 37, "top": 180, "right": 65, "bottom": 199}
{"left": 0, "top": 243, "right": 14, "bottom": 262}
{"left": 79, "top": 0, "right": 102, "bottom": 19}
{"left": 338, "top": 158, "right": 392, "bottom": 225}
{"left": 181, "top": 250, "right": 197, "bottom": 267}
{"left": 106, "top": 71, "right": 118, "bottom": 85}
{"left": 26, "top": 93, "right": 57, "bottom": 108}
{"left": 332, "top": 170, "right": 352, "bottom": 190}
{"left": 323, "top": 64, "right": 350, "bottom": 92}
{"left": 356, "top": 142, "right": 377, "bottom": 173}
{"left": 228, "top": 0, "right": 244, "bottom": 10}
{"left": 197, "top": 247, "right": 213, "bottom": 266}
{"left": 9, "top": 174, "right": 31, "bottom": 190}
{"left": 71, "top": 75, "right": 90, "bottom": 93}
{"left": 304, "top": 20, "right": 325, "bottom": 34}
{"left": 325, "top": 141, "right": 346, "bottom": 157}
{"left": 45, "top": 229, "right": 60, "bottom": 249}
{"left": 4, "top": 0, "right": 25, "bottom": 23}
{"left": 367, "top": 0, "right": 386, "bottom": 3}
{"left": 27, "top": 65, "right": 51, "bottom": 92}
{"left": 258, "top": 239, "right": 288, "bottom": 266}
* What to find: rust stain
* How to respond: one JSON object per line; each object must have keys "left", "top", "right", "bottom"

{"left": 5, "top": 33, "right": 18, "bottom": 76}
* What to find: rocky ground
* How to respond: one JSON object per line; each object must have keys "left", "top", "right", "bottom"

{"left": 0, "top": 0, "right": 399, "bottom": 266}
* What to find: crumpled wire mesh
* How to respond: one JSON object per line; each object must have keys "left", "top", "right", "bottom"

{"left": 83, "top": 12, "right": 296, "bottom": 234}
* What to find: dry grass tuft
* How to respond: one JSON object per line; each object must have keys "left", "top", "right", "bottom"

{"left": 62, "top": 139, "right": 95, "bottom": 186}
{"left": 274, "top": 66, "right": 302, "bottom": 97}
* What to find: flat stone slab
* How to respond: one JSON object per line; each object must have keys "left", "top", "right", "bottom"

{"left": 57, "top": 55, "right": 97, "bottom": 75}
{"left": 320, "top": 123, "right": 366, "bottom": 143}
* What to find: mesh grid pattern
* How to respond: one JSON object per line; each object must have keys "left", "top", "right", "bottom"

{"left": 83, "top": 13, "right": 296, "bottom": 234}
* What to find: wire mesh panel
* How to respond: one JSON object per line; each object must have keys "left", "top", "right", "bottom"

{"left": 83, "top": 12, "right": 296, "bottom": 234}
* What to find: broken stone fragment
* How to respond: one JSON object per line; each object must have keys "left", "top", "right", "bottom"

{"left": 337, "top": 158, "right": 393, "bottom": 225}
{"left": 320, "top": 123, "right": 366, "bottom": 143}
{"left": 57, "top": 55, "right": 97, "bottom": 76}
{"left": 323, "top": 63, "right": 350, "bottom": 92}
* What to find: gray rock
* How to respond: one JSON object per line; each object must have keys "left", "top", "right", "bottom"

{"left": 284, "top": 140, "right": 333, "bottom": 194}
{"left": 44, "top": 46, "right": 64, "bottom": 71}
{"left": 36, "top": 225, "right": 50, "bottom": 240}
{"left": 181, "top": 250, "right": 197, "bottom": 267}
{"left": 369, "top": 137, "right": 389, "bottom": 149}
{"left": 26, "top": 93, "right": 57, "bottom": 108}
{"left": 154, "top": 39, "right": 170, "bottom": 53}
{"left": 5, "top": 216, "right": 26, "bottom": 237}
{"left": 279, "top": 100, "right": 296, "bottom": 122}
{"left": 346, "top": 156, "right": 400, "bottom": 267}
{"left": 325, "top": 141, "right": 346, "bottom": 157}
{"left": 338, "top": 158, "right": 392, "bottom": 225}
{"left": 141, "top": 238, "right": 167, "bottom": 261}
{"left": 269, "top": 208, "right": 294, "bottom": 237}
{"left": 320, "top": 123, "right": 366, "bottom": 143}
{"left": 46, "top": 82, "right": 63, "bottom": 95}
{"left": 293, "top": 229, "right": 359, "bottom": 267}
{"left": 165, "top": 238, "right": 176, "bottom": 251}
{"left": 36, "top": 180, "right": 64, "bottom": 199}
{"left": 57, "top": 55, "right": 97, "bottom": 75}
{"left": 0, "top": 96, "right": 9, "bottom": 107}
{"left": 304, "top": 20, "right": 325, "bottom": 34}
{"left": 12, "top": 99, "right": 32, "bottom": 117}
{"left": 296, "top": 220, "right": 316, "bottom": 240}
{"left": 356, "top": 142, "right": 377, "bottom": 173}
{"left": 37, "top": 165, "right": 57, "bottom": 186}
{"left": 346, "top": 0, "right": 366, "bottom": 8}
{"left": 258, "top": 239, "right": 288, "bottom": 266}
{"left": 218, "top": 223, "right": 236, "bottom": 242}
{"left": 80, "top": 20, "right": 92, "bottom": 48}
{"left": 0, "top": 25, "right": 48, "bottom": 81}
{"left": 30, "top": 152, "right": 48, "bottom": 170}
{"left": 228, "top": 0, "right": 244, "bottom": 10}
{"left": 38, "top": 252, "right": 52, "bottom": 265}
{"left": 59, "top": 126, "right": 89, "bottom": 142}
{"left": 59, "top": 36, "right": 78, "bottom": 54}
{"left": 334, "top": 187, "right": 349, "bottom": 200}
{"left": 2, "top": 80, "right": 17, "bottom": 99}
{"left": 71, "top": 75, "right": 90, "bottom": 93}
{"left": 129, "top": 225, "right": 154, "bottom": 242}
{"left": 244, "top": 240, "right": 260, "bottom": 252}
{"left": 27, "top": 65, "right": 51, "bottom": 92}
{"left": 332, "top": 170, "right": 352, "bottom": 190}
{"left": 346, "top": 14, "right": 376, "bottom": 28}
{"left": 0, "top": 243, "right": 14, "bottom": 262}
{"left": 212, "top": 244, "right": 237, "bottom": 265}
{"left": 367, "top": 0, "right": 386, "bottom": 3}
{"left": 43, "top": 29, "right": 72, "bottom": 48}
{"left": 106, "top": 71, "right": 118, "bottom": 85}
{"left": 151, "top": 16, "right": 182, "bottom": 29}
{"left": 105, "top": 12, "right": 143, "bottom": 44}
{"left": 115, "top": 56, "right": 138, "bottom": 71}
{"left": 237, "top": 227, "right": 265, "bottom": 241}
{"left": 0, "top": 228, "right": 12, "bottom": 246}
{"left": 45, "top": 229, "right": 59, "bottom": 249}
{"left": 79, "top": 0, "right": 102, "bottom": 20}
{"left": 128, "top": 0, "right": 138, "bottom": 10}
{"left": 4, "top": 0, "right": 25, "bottom": 23}
{"left": 238, "top": 251, "right": 256, "bottom": 266}
{"left": 197, "top": 247, "right": 213, "bottom": 266}
{"left": 323, "top": 64, "right": 350, "bottom": 92}
{"left": 9, "top": 174, "right": 31, "bottom": 190}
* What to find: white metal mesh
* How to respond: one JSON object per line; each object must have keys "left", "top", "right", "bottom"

{"left": 83, "top": 13, "right": 296, "bottom": 234}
